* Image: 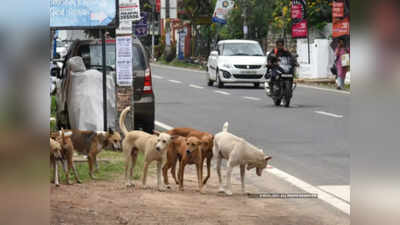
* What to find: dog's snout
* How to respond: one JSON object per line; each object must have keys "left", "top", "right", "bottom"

{"left": 186, "top": 150, "right": 191, "bottom": 154}
{"left": 156, "top": 147, "right": 161, "bottom": 151}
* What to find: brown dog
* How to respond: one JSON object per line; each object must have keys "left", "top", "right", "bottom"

{"left": 51, "top": 128, "right": 121, "bottom": 179}
{"left": 50, "top": 138, "right": 63, "bottom": 186}
{"left": 177, "top": 136, "right": 204, "bottom": 192}
{"left": 167, "top": 128, "right": 214, "bottom": 185}
{"left": 163, "top": 136, "right": 186, "bottom": 186}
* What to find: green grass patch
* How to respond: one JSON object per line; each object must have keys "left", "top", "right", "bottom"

{"left": 51, "top": 150, "right": 146, "bottom": 184}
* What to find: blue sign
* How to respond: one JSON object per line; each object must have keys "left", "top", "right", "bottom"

{"left": 50, "top": 0, "right": 118, "bottom": 29}
{"left": 134, "top": 12, "right": 147, "bottom": 36}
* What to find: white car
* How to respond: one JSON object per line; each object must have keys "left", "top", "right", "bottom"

{"left": 207, "top": 40, "right": 267, "bottom": 88}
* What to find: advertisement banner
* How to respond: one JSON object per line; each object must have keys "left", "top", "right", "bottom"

{"left": 291, "top": 4, "right": 303, "bottom": 20}
{"left": 332, "top": 2, "right": 344, "bottom": 18}
{"left": 50, "top": 0, "right": 118, "bottom": 29}
{"left": 292, "top": 20, "right": 308, "bottom": 38}
{"left": 119, "top": 0, "right": 141, "bottom": 22}
{"left": 116, "top": 36, "right": 133, "bottom": 87}
{"left": 134, "top": 12, "right": 148, "bottom": 36}
{"left": 212, "top": 0, "right": 235, "bottom": 25}
{"left": 332, "top": 17, "right": 350, "bottom": 37}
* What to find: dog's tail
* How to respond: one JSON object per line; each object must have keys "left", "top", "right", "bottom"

{"left": 119, "top": 106, "right": 131, "bottom": 136}
{"left": 222, "top": 122, "right": 229, "bottom": 132}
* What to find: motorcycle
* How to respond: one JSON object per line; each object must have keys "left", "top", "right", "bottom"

{"left": 264, "top": 55, "right": 297, "bottom": 107}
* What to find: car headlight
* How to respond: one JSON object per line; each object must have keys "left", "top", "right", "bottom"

{"left": 222, "top": 63, "right": 232, "bottom": 69}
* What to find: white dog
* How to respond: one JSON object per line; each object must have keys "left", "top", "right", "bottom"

{"left": 119, "top": 106, "right": 175, "bottom": 191}
{"left": 213, "top": 122, "right": 272, "bottom": 195}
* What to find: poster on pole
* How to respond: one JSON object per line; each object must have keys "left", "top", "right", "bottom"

{"left": 116, "top": 36, "right": 133, "bottom": 87}
{"left": 50, "top": 0, "right": 118, "bottom": 29}
{"left": 212, "top": 0, "right": 235, "bottom": 24}
{"left": 120, "top": 0, "right": 141, "bottom": 22}
{"left": 292, "top": 20, "right": 308, "bottom": 38}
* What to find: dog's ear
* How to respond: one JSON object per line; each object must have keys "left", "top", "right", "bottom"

{"left": 264, "top": 156, "right": 272, "bottom": 161}
{"left": 108, "top": 128, "right": 114, "bottom": 135}
{"left": 171, "top": 135, "right": 178, "bottom": 140}
{"left": 153, "top": 130, "right": 161, "bottom": 136}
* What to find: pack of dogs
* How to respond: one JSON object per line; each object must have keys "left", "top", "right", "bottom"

{"left": 50, "top": 106, "right": 272, "bottom": 195}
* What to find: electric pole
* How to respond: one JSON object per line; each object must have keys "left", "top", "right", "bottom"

{"left": 151, "top": 0, "right": 155, "bottom": 61}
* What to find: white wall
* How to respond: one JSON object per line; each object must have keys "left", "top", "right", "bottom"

{"left": 297, "top": 39, "right": 335, "bottom": 79}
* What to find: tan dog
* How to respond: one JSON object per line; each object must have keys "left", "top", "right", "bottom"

{"left": 120, "top": 106, "right": 175, "bottom": 190}
{"left": 162, "top": 136, "right": 185, "bottom": 186}
{"left": 213, "top": 122, "right": 272, "bottom": 195}
{"left": 51, "top": 128, "right": 121, "bottom": 179}
{"left": 50, "top": 130, "right": 81, "bottom": 185}
{"left": 167, "top": 128, "right": 214, "bottom": 184}
{"left": 50, "top": 138, "right": 63, "bottom": 186}
{"left": 177, "top": 136, "right": 204, "bottom": 193}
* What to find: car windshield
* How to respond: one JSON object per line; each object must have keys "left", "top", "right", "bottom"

{"left": 222, "top": 43, "right": 264, "bottom": 56}
{"left": 84, "top": 44, "right": 146, "bottom": 71}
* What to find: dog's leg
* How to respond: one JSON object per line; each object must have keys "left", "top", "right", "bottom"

{"left": 178, "top": 160, "right": 185, "bottom": 191}
{"left": 216, "top": 156, "right": 224, "bottom": 193}
{"left": 88, "top": 154, "right": 95, "bottom": 179}
{"left": 171, "top": 160, "right": 179, "bottom": 185}
{"left": 72, "top": 163, "right": 81, "bottom": 184}
{"left": 203, "top": 156, "right": 212, "bottom": 185}
{"left": 94, "top": 154, "right": 99, "bottom": 172}
{"left": 224, "top": 165, "right": 234, "bottom": 196}
{"left": 129, "top": 149, "right": 138, "bottom": 187}
{"left": 162, "top": 162, "right": 170, "bottom": 186}
{"left": 197, "top": 163, "right": 204, "bottom": 193}
{"left": 54, "top": 160, "right": 59, "bottom": 187}
{"left": 157, "top": 161, "right": 164, "bottom": 191}
{"left": 142, "top": 161, "right": 149, "bottom": 188}
{"left": 240, "top": 165, "right": 246, "bottom": 194}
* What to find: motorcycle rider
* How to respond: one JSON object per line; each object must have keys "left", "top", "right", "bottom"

{"left": 265, "top": 39, "right": 296, "bottom": 96}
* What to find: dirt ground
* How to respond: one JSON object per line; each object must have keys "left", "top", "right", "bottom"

{"left": 51, "top": 164, "right": 349, "bottom": 225}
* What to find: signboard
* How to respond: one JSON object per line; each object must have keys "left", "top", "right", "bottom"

{"left": 50, "top": 0, "right": 118, "bottom": 29}
{"left": 133, "top": 12, "right": 147, "bottom": 36}
{"left": 119, "top": 0, "right": 141, "bottom": 22}
{"left": 116, "top": 21, "right": 133, "bottom": 34}
{"left": 332, "top": 2, "right": 344, "bottom": 18}
{"left": 291, "top": 4, "right": 303, "bottom": 20}
{"left": 333, "top": 17, "right": 350, "bottom": 37}
{"left": 292, "top": 20, "right": 308, "bottom": 38}
{"left": 116, "top": 36, "right": 133, "bottom": 86}
{"left": 156, "top": 0, "right": 161, "bottom": 13}
{"left": 212, "top": 0, "right": 235, "bottom": 24}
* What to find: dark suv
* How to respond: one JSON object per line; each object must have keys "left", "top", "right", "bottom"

{"left": 54, "top": 37, "right": 155, "bottom": 133}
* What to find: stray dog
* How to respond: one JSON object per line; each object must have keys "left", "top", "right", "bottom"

{"left": 51, "top": 128, "right": 121, "bottom": 179}
{"left": 167, "top": 128, "right": 214, "bottom": 184}
{"left": 177, "top": 136, "right": 204, "bottom": 193}
{"left": 120, "top": 106, "right": 175, "bottom": 190}
{"left": 162, "top": 136, "right": 185, "bottom": 186}
{"left": 50, "top": 138, "right": 63, "bottom": 186}
{"left": 50, "top": 129, "right": 81, "bottom": 185}
{"left": 213, "top": 122, "right": 272, "bottom": 195}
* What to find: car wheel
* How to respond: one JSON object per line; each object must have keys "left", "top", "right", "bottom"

{"left": 274, "top": 98, "right": 281, "bottom": 106}
{"left": 254, "top": 83, "right": 260, "bottom": 88}
{"left": 216, "top": 69, "right": 224, "bottom": 88}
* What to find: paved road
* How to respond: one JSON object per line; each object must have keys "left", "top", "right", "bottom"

{"left": 151, "top": 64, "right": 350, "bottom": 201}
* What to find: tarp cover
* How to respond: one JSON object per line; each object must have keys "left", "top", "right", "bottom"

{"left": 66, "top": 56, "right": 116, "bottom": 131}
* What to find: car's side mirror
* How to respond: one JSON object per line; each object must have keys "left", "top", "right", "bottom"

{"left": 50, "top": 67, "right": 61, "bottom": 78}
{"left": 210, "top": 51, "right": 219, "bottom": 56}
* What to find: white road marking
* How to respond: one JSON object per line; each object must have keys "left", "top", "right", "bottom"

{"left": 243, "top": 96, "right": 261, "bottom": 101}
{"left": 297, "top": 84, "right": 351, "bottom": 95}
{"left": 214, "top": 90, "right": 231, "bottom": 95}
{"left": 155, "top": 121, "right": 174, "bottom": 130}
{"left": 318, "top": 185, "right": 350, "bottom": 203}
{"left": 189, "top": 84, "right": 204, "bottom": 89}
{"left": 168, "top": 79, "right": 182, "bottom": 84}
{"left": 268, "top": 167, "right": 350, "bottom": 215}
{"left": 152, "top": 75, "right": 164, "bottom": 79}
{"left": 315, "top": 111, "right": 344, "bottom": 118}
{"left": 155, "top": 120, "right": 350, "bottom": 215}
{"left": 151, "top": 63, "right": 206, "bottom": 74}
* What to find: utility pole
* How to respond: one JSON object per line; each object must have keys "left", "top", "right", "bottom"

{"left": 151, "top": 0, "right": 155, "bottom": 61}
{"left": 241, "top": 0, "right": 248, "bottom": 39}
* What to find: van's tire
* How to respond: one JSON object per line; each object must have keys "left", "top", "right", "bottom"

{"left": 216, "top": 69, "right": 224, "bottom": 88}
{"left": 283, "top": 97, "right": 291, "bottom": 108}
{"left": 208, "top": 80, "right": 214, "bottom": 86}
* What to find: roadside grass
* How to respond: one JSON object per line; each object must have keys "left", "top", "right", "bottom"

{"left": 51, "top": 150, "right": 146, "bottom": 184}
{"left": 157, "top": 58, "right": 206, "bottom": 71}
{"left": 50, "top": 95, "right": 57, "bottom": 131}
